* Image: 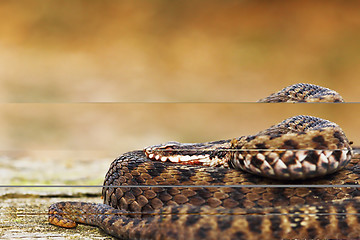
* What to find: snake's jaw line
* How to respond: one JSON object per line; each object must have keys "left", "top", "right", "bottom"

{"left": 144, "top": 140, "right": 232, "bottom": 167}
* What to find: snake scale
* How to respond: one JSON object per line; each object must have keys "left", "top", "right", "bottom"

{"left": 49, "top": 83, "right": 359, "bottom": 239}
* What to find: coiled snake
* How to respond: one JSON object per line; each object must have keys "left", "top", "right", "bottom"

{"left": 49, "top": 83, "right": 359, "bottom": 239}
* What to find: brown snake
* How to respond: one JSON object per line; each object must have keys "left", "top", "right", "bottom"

{"left": 49, "top": 83, "right": 359, "bottom": 239}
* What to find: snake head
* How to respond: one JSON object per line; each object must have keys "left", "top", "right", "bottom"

{"left": 144, "top": 141, "right": 207, "bottom": 164}
{"left": 144, "top": 141, "right": 181, "bottom": 158}
{"left": 144, "top": 140, "right": 230, "bottom": 167}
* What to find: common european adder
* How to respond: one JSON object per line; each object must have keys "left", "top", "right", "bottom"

{"left": 49, "top": 83, "right": 359, "bottom": 239}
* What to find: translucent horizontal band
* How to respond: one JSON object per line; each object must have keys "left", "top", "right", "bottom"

{"left": 147, "top": 148, "right": 350, "bottom": 151}
{"left": 1, "top": 184, "right": 360, "bottom": 188}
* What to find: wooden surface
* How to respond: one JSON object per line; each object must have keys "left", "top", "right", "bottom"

{"left": 0, "top": 152, "right": 114, "bottom": 239}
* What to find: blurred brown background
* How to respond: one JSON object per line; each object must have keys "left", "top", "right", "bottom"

{"left": 0, "top": 0, "right": 359, "bottom": 157}
{"left": 1, "top": 3, "right": 358, "bottom": 237}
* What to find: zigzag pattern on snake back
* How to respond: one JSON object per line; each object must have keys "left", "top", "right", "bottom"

{"left": 257, "top": 83, "right": 344, "bottom": 103}
{"left": 48, "top": 83, "right": 358, "bottom": 239}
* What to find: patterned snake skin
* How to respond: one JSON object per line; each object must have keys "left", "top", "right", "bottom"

{"left": 257, "top": 83, "right": 344, "bottom": 103}
{"left": 49, "top": 83, "right": 358, "bottom": 239}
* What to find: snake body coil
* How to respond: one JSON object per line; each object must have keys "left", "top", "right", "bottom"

{"left": 49, "top": 83, "right": 357, "bottom": 239}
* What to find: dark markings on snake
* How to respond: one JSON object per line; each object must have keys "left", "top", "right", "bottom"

{"left": 269, "top": 215, "right": 282, "bottom": 239}
{"left": 333, "top": 131, "right": 344, "bottom": 143}
{"left": 283, "top": 153, "right": 296, "bottom": 165}
{"left": 247, "top": 216, "right": 263, "bottom": 233}
{"left": 185, "top": 214, "right": 201, "bottom": 226}
{"left": 318, "top": 206, "right": 330, "bottom": 228}
{"left": 338, "top": 216, "right": 349, "bottom": 235}
{"left": 265, "top": 154, "right": 277, "bottom": 165}
{"left": 167, "top": 230, "right": 180, "bottom": 240}
{"left": 171, "top": 214, "right": 179, "bottom": 222}
{"left": 269, "top": 134, "right": 281, "bottom": 140}
{"left": 251, "top": 155, "right": 264, "bottom": 168}
{"left": 196, "top": 226, "right": 212, "bottom": 239}
{"left": 336, "top": 205, "right": 349, "bottom": 233}
{"left": 262, "top": 164, "right": 272, "bottom": 172}
{"left": 149, "top": 164, "right": 165, "bottom": 177}
{"left": 293, "top": 166, "right": 303, "bottom": 173}
{"left": 307, "top": 226, "right": 318, "bottom": 239}
{"left": 290, "top": 216, "right": 304, "bottom": 230}
{"left": 232, "top": 231, "right": 246, "bottom": 240}
{"left": 283, "top": 139, "right": 298, "bottom": 149}
{"left": 107, "top": 218, "right": 116, "bottom": 226}
{"left": 333, "top": 150, "right": 342, "bottom": 162}
{"left": 210, "top": 150, "right": 226, "bottom": 159}
{"left": 101, "top": 215, "right": 109, "bottom": 224}
{"left": 255, "top": 143, "right": 267, "bottom": 149}
{"left": 217, "top": 217, "right": 233, "bottom": 231}
{"left": 280, "top": 167, "right": 290, "bottom": 175}
{"left": 303, "top": 150, "right": 319, "bottom": 165}
{"left": 175, "top": 167, "right": 197, "bottom": 181}
{"left": 312, "top": 135, "right": 325, "bottom": 144}
{"left": 246, "top": 135, "right": 256, "bottom": 141}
